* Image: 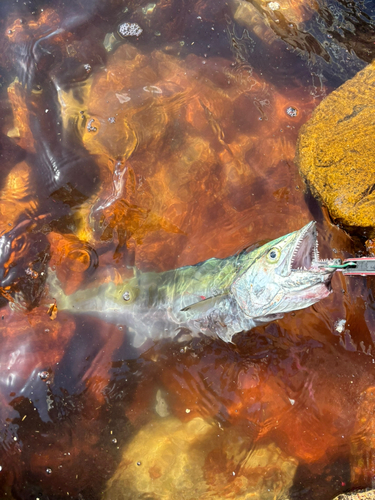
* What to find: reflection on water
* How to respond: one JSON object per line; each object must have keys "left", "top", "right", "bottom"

{"left": 0, "top": 0, "right": 374, "bottom": 498}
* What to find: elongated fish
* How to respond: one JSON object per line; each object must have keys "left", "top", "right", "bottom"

{"left": 48, "top": 222, "right": 340, "bottom": 347}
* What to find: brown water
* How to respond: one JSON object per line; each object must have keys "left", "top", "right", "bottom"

{"left": 0, "top": 0, "right": 375, "bottom": 498}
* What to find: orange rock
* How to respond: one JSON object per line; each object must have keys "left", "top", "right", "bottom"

{"left": 103, "top": 415, "right": 297, "bottom": 500}
{"left": 0, "top": 161, "right": 37, "bottom": 236}
{"left": 6, "top": 80, "right": 34, "bottom": 152}
{"left": 47, "top": 232, "right": 96, "bottom": 295}
{"left": 296, "top": 61, "right": 375, "bottom": 235}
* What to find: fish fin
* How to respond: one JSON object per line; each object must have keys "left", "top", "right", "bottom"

{"left": 253, "top": 313, "right": 284, "bottom": 323}
{"left": 181, "top": 293, "right": 229, "bottom": 313}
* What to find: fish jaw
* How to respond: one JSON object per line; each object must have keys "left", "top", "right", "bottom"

{"left": 231, "top": 221, "right": 340, "bottom": 319}
{"left": 284, "top": 221, "right": 338, "bottom": 274}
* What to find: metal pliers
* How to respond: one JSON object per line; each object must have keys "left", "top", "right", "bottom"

{"left": 327, "top": 258, "right": 375, "bottom": 276}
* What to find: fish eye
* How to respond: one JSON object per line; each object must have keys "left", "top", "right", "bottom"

{"left": 266, "top": 248, "right": 281, "bottom": 263}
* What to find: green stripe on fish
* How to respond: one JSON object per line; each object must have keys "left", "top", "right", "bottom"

{"left": 47, "top": 222, "right": 340, "bottom": 347}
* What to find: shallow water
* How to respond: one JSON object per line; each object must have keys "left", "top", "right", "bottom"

{"left": 0, "top": 0, "right": 375, "bottom": 498}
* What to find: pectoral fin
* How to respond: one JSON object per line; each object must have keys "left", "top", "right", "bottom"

{"left": 253, "top": 313, "right": 284, "bottom": 323}
{"left": 181, "top": 293, "right": 229, "bottom": 314}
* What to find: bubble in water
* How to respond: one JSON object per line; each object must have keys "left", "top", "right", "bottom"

{"left": 118, "top": 23, "right": 143, "bottom": 38}
{"left": 45, "top": 468, "right": 52, "bottom": 475}
{"left": 39, "top": 371, "right": 50, "bottom": 381}
{"left": 286, "top": 106, "right": 298, "bottom": 117}
{"left": 112, "top": 438, "right": 118, "bottom": 444}
{"left": 136, "top": 461, "right": 141, "bottom": 466}
{"left": 87, "top": 119, "right": 97, "bottom": 132}
{"left": 123, "top": 291, "right": 131, "bottom": 301}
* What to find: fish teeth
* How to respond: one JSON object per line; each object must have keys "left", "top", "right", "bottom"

{"left": 314, "top": 238, "right": 320, "bottom": 260}
{"left": 290, "top": 223, "right": 315, "bottom": 273}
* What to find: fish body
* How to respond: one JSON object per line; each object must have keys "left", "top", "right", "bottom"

{"left": 48, "top": 222, "right": 339, "bottom": 347}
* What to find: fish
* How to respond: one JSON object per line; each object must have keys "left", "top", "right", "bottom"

{"left": 47, "top": 221, "right": 340, "bottom": 347}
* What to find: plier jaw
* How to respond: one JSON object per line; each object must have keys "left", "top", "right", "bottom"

{"left": 333, "top": 258, "right": 375, "bottom": 276}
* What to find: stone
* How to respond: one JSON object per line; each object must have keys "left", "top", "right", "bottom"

{"left": 103, "top": 416, "right": 298, "bottom": 500}
{"left": 332, "top": 490, "right": 375, "bottom": 500}
{"left": 296, "top": 61, "right": 375, "bottom": 236}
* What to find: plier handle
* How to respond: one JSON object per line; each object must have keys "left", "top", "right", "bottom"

{"left": 328, "top": 258, "right": 375, "bottom": 276}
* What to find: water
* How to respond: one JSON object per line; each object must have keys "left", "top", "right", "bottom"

{"left": 0, "top": 0, "right": 374, "bottom": 498}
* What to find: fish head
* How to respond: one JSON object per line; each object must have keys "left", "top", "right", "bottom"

{"left": 231, "top": 221, "right": 340, "bottom": 319}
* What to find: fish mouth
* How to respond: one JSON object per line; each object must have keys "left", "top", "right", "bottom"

{"left": 289, "top": 221, "right": 338, "bottom": 287}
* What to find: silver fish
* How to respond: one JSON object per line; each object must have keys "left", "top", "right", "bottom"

{"left": 48, "top": 221, "right": 339, "bottom": 347}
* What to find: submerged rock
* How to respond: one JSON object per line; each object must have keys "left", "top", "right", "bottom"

{"left": 296, "top": 61, "right": 375, "bottom": 236}
{"left": 103, "top": 416, "right": 297, "bottom": 500}
{"left": 332, "top": 490, "right": 375, "bottom": 500}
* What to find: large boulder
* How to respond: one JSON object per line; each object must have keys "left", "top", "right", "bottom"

{"left": 296, "top": 61, "right": 375, "bottom": 236}
{"left": 102, "top": 416, "right": 297, "bottom": 500}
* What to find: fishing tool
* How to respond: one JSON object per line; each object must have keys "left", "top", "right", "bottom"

{"left": 326, "top": 258, "right": 375, "bottom": 276}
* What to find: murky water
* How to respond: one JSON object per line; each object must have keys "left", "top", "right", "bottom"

{"left": 0, "top": 0, "right": 375, "bottom": 498}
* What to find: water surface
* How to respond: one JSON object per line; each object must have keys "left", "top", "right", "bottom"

{"left": 0, "top": 0, "right": 375, "bottom": 498}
